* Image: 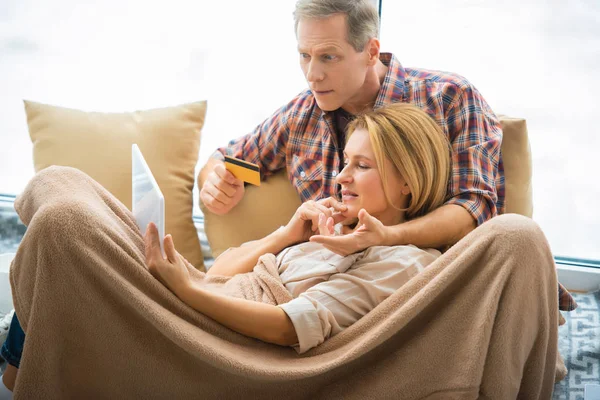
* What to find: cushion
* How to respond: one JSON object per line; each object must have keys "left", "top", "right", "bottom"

{"left": 498, "top": 116, "right": 533, "bottom": 217}
{"left": 202, "top": 171, "right": 302, "bottom": 258}
{"left": 202, "top": 115, "right": 532, "bottom": 257}
{"left": 24, "top": 100, "right": 207, "bottom": 271}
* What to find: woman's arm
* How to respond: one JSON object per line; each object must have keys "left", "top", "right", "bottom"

{"left": 207, "top": 227, "right": 293, "bottom": 277}
{"left": 278, "top": 245, "right": 437, "bottom": 353}
{"left": 207, "top": 198, "right": 347, "bottom": 277}
{"left": 177, "top": 284, "right": 298, "bottom": 346}
{"left": 144, "top": 222, "right": 297, "bottom": 346}
{"left": 311, "top": 205, "right": 475, "bottom": 255}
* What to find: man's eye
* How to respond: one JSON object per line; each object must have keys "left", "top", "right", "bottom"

{"left": 300, "top": 53, "right": 310, "bottom": 60}
{"left": 322, "top": 54, "right": 336, "bottom": 61}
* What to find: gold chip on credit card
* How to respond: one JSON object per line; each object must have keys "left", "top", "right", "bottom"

{"left": 224, "top": 156, "right": 261, "bottom": 186}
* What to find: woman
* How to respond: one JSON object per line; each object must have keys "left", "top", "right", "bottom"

{"left": 0, "top": 103, "right": 450, "bottom": 395}
{"left": 147, "top": 103, "right": 451, "bottom": 353}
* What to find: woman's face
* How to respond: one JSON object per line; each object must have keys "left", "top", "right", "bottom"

{"left": 336, "top": 128, "right": 410, "bottom": 226}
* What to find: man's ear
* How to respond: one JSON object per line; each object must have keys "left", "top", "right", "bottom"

{"left": 366, "top": 37, "right": 380, "bottom": 66}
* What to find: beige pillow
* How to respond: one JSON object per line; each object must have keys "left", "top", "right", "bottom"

{"left": 201, "top": 171, "right": 301, "bottom": 258}
{"left": 202, "top": 115, "right": 533, "bottom": 257}
{"left": 24, "top": 100, "right": 207, "bottom": 271}
{"left": 498, "top": 116, "right": 533, "bottom": 217}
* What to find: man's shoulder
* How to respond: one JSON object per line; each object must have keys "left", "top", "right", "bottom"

{"left": 404, "top": 67, "right": 474, "bottom": 91}
{"left": 283, "top": 89, "right": 318, "bottom": 114}
{"left": 254, "top": 89, "right": 320, "bottom": 136}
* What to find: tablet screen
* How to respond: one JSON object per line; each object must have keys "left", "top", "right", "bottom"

{"left": 132, "top": 144, "right": 165, "bottom": 257}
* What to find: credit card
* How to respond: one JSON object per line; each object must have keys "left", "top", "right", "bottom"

{"left": 224, "top": 155, "right": 261, "bottom": 186}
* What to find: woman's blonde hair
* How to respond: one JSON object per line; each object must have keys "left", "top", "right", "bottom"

{"left": 346, "top": 103, "right": 451, "bottom": 220}
{"left": 293, "top": 0, "right": 379, "bottom": 52}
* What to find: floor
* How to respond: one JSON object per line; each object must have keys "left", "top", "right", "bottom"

{"left": 554, "top": 291, "right": 600, "bottom": 399}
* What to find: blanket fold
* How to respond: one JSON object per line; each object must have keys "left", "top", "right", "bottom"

{"left": 10, "top": 166, "right": 559, "bottom": 399}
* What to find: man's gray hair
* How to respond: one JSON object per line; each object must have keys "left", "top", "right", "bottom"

{"left": 293, "top": 0, "right": 379, "bottom": 52}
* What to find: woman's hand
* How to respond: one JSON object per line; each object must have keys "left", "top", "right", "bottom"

{"left": 144, "top": 222, "right": 193, "bottom": 296}
{"left": 317, "top": 213, "right": 336, "bottom": 236}
{"left": 310, "top": 209, "right": 389, "bottom": 256}
{"left": 282, "top": 197, "right": 347, "bottom": 245}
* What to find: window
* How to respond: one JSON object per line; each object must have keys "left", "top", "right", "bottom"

{"left": 380, "top": 1, "right": 599, "bottom": 260}
{"left": 2, "top": 0, "right": 595, "bottom": 262}
{"left": 0, "top": 0, "right": 307, "bottom": 213}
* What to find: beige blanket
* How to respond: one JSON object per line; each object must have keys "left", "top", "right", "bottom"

{"left": 10, "top": 166, "right": 559, "bottom": 399}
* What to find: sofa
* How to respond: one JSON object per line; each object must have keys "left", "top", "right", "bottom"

{"left": 201, "top": 116, "right": 533, "bottom": 257}
{"left": 0, "top": 102, "right": 576, "bottom": 398}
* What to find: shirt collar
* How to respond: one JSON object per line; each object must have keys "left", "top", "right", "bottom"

{"left": 320, "top": 52, "right": 406, "bottom": 116}
{"left": 374, "top": 53, "right": 406, "bottom": 109}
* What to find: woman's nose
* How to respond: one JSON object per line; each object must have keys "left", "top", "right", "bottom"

{"left": 335, "top": 166, "right": 351, "bottom": 185}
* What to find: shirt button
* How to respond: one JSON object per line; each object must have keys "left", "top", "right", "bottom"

{"left": 332, "top": 171, "right": 338, "bottom": 177}
{"left": 300, "top": 171, "right": 306, "bottom": 178}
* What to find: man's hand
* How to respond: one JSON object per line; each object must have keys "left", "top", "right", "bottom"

{"left": 200, "top": 162, "right": 245, "bottom": 215}
{"left": 144, "top": 222, "right": 193, "bottom": 296}
{"left": 310, "top": 209, "right": 389, "bottom": 256}
{"left": 282, "top": 197, "right": 347, "bottom": 245}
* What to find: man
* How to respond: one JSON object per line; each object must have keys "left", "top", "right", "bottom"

{"left": 199, "top": 0, "right": 501, "bottom": 253}
{"left": 197, "top": 0, "right": 575, "bottom": 331}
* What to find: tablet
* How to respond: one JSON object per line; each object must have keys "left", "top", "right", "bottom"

{"left": 132, "top": 144, "right": 165, "bottom": 257}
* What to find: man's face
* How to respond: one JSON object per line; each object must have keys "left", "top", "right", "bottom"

{"left": 297, "top": 14, "right": 371, "bottom": 112}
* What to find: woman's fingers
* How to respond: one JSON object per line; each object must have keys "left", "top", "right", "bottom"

{"left": 164, "top": 234, "right": 178, "bottom": 264}
{"left": 318, "top": 213, "right": 327, "bottom": 235}
{"left": 327, "top": 216, "right": 335, "bottom": 234}
{"left": 312, "top": 204, "right": 333, "bottom": 230}
{"left": 311, "top": 201, "right": 341, "bottom": 227}
{"left": 144, "top": 223, "right": 163, "bottom": 263}
{"left": 318, "top": 213, "right": 336, "bottom": 236}
{"left": 313, "top": 203, "right": 329, "bottom": 214}
{"left": 178, "top": 253, "right": 189, "bottom": 268}
{"left": 299, "top": 203, "right": 324, "bottom": 231}
{"left": 310, "top": 234, "right": 355, "bottom": 255}
{"left": 331, "top": 212, "right": 346, "bottom": 225}
{"left": 300, "top": 198, "right": 346, "bottom": 233}
{"left": 318, "top": 197, "right": 347, "bottom": 212}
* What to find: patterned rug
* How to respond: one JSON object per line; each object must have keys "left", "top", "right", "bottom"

{"left": 554, "top": 291, "right": 600, "bottom": 399}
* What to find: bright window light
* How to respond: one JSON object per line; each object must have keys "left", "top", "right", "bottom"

{"left": 380, "top": 1, "right": 599, "bottom": 260}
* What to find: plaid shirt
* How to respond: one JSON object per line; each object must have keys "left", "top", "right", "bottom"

{"left": 219, "top": 53, "right": 505, "bottom": 226}
{"left": 218, "top": 52, "right": 577, "bottom": 312}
